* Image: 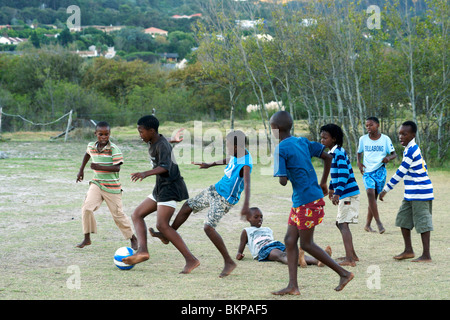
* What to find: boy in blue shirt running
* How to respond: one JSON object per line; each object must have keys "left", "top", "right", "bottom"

{"left": 270, "top": 111, "right": 353, "bottom": 295}
{"left": 151, "top": 130, "right": 252, "bottom": 278}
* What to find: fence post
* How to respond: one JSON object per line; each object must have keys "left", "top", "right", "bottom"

{"left": 65, "top": 110, "right": 73, "bottom": 142}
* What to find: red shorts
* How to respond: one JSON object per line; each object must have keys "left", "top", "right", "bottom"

{"left": 288, "top": 199, "right": 325, "bottom": 230}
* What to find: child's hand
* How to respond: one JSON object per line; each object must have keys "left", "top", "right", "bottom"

{"left": 170, "top": 128, "right": 185, "bottom": 144}
{"left": 130, "top": 172, "right": 147, "bottom": 182}
{"left": 236, "top": 253, "right": 245, "bottom": 260}
{"left": 357, "top": 162, "right": 365, "bottom": 174}
{"left": 320, "top": 183, "right": 328, "bottom": 196}
{"left": 76, "top": 171, "right": 84, "bottom": 183}
{"left": 192, "top": 162, "right": 211, "bottom": 169}
{"left": 332, "top": 194, "right": 340, "bottom": 205}
{"left": 379, "top": 190, "right": 387, "bottom": 201}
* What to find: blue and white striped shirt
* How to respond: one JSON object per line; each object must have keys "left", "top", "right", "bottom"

{"left": 328, "top": 145, "right": 360, "bottom": 199}
{"left": 383, "top": 139, "right": 433, "bottom": 201}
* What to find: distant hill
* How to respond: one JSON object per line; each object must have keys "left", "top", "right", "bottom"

{"left": 0, "top": 0, "right": 430, "bottom": 29}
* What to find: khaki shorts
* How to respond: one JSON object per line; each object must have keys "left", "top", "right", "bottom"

{"left": 336, "top": 194, "right": 359, "bottom": 224}
{"left": 396, "top": 200, "right": 433, "bottom": 234}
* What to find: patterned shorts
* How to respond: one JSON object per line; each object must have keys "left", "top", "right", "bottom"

{"left": 186, "top": 185, "right": 234, "bottom": 229}
{"left": 288, "top": 199, "right": 325, "bottom": 230}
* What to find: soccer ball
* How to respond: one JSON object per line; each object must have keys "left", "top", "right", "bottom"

{"left": 113, "top": 246, "right": 135, "bottom": 270}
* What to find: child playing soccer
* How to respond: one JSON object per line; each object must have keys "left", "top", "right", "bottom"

{"left": 270, "top": 111, "right": 353, "bottom": 295}
{"left": 236, "top": 207, "right": 330, "bottom": 267}
{"left": 121, "top": 115, "right": 199, "bottom": 274}
{"left": 320, "top": 124, "right": 360, "bottom": 267}
{"left": 357, "top": 116, "right": 397, "bottom": 233}
{"left": 379, "top": 121, "right": 433, "bottom": 262}
{"left": 151, "top": 130, "right": 252, "bottom": 278}
{"left": 76, "top": 121, "right": 137, "bottom": 249}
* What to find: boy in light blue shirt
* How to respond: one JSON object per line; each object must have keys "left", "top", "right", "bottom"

{"left": 357, "top": 117, "right": 397, "bottom": 234}
{"left": 151, "top": 130, "right": 252, "bottom": 278}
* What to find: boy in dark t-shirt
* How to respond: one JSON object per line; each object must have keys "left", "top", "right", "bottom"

{"left": 122, "top": 115, "right": 199, "bottom": 274}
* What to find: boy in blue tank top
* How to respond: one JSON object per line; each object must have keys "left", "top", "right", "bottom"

{"left": 151, "top": 130, "right": 252, "bottom": 278}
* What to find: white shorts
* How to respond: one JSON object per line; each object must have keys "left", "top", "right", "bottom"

{"left": 148, "top": 194, "right": 177, "bottom": 209}
{"left": 336, "top": 194, "right": 359, "bottom": 224}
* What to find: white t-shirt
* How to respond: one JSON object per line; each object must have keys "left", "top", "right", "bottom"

{"left": 357, "top": 134, "right": 395, "bottom": 173}
{"left": 245, "top": 227, "right": 275, "bottom": 259}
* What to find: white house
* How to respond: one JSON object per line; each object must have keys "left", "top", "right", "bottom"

{"left": 0, "top": 36, "right": 27, "bottom": 45}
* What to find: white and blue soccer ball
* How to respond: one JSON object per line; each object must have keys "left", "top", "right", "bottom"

{"left": 113, "top": 247, "right": 135, "bottom": 270}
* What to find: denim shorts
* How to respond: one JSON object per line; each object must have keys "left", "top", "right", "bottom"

{"left": 258, "top": 241, "right": 286, "bottom": 261}
{"left": 363, "top": 165, "right": 386, "bottom": 194}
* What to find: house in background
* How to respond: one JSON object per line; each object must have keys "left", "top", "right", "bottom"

{"left": 0, "top": 36, "right": 27, "bottom": 45}
{"left": 144, "top": 27, "right": 168, "bottom": 37}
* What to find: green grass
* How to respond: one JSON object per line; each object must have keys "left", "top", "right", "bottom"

{"left": 0, "top": 122, "right": 449, "bottom": 300}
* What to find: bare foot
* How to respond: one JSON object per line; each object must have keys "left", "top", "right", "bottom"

{"left": 318, "top": 245, "right": 332, "bottom": 267}
{"left": 149, "top": 227, "right": 169, "bottom": 244}
{"left": 122, "top": 252, "right": 149, "bottom": 265}
{"left": 393, "top": 252, "right": 415, "bottom": 260}
{"left": 76, "top": 240, "right": 91, "bottom": 248}
{"left": 271, "top": 286, "right": 301, "bottom": 296}
{"left": 411, "top": 256, "right": 432, "bottom": 263}
{"left": 338, "top": 259, "right": 356, "bottom": 267}
{"left": 335, "top": 272, "right": 354, "bottom": 291}
{"left": 364, "top": 225, "right": 376, "bottom": 233}
{"left": 377, "top": 223, "right": 385, "bottom": 234}
{"left": 298, "top": 248, "right": 307, "bottom": 268}
{"left": 180, "top": 259, "right": 200, "bottom": 274}
{"left": 219, "top": 261, "right": 237, "bottom": 278}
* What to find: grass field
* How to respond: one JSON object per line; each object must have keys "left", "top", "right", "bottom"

{"left": 0, "top": 122, "right": 449, "bottom": 301}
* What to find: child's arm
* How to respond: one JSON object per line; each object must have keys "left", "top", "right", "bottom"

{"left": 357, "top": 152, "right": 365, "bottom": 174}
{"left": 130, "top": 166, "right": 168, "bottom": 182}
{"left": 76, "top": 152, "right": 91, "bottom": 182}
{"left": 382, "top": 151, "right": 397, "bottom": 164}
{"left": 192, "top": 157, "right": 229, "bottom": 169}
{"left": 236, "top": 229, "right": 248, "bottom": 260}
{"left": 240, "top": 166, "right": 251, "bottom": 219}
{"left": 319, "top": 151, "right": 332, "bottom": 196}
{"left": 90, "top": 163, "right": 121, "bottom": 172}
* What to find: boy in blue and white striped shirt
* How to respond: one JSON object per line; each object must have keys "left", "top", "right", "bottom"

{"left": 320, "top": 124, "right": 360, "bottom": 267}
{"left": 379, "top": 121, "right": 433, "bottom": 262}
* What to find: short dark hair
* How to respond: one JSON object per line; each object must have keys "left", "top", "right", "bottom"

{"left": 320, "top": 123, "right": 344, "bottom": 147}
{"left": 137, "top": 115, "right": 159, "bottom": 131}
{"left": 270, "top": 111, "right": 293, "bottom": 132}
{"left": 226, "top": 130, "right": 246, "bottom": 149}
{"left": 402, "top": 121, "right": 417, "bottom": 134}
{"left": 366, "top": 116, "right": 379, "bottom": 124}
{"left": 96, "top": 121, "right": 110, "bottom": 129}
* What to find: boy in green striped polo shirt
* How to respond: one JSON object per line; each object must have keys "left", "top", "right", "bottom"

{"left": 76, "top": 121, "right": 137, "bottom": 249}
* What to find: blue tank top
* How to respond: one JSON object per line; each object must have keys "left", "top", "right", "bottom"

{"left": 215, "top": 151, "right": 252, "bottom": 205}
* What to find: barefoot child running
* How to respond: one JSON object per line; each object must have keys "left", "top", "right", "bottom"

{"left": 320, "top": 124, "right": 360, "bottom": 267}
{"left": 270, "top": 111, "right": 354, "bottom": 295}
{"left": 152, "top": 130, "right": 252, "bottom": 278}
{"left": 122, "top": 115, "right": 199, "bottom": 274}
{"left": 379, "top": 121, "right": 434, "bottom": 262}
{"left": 76, "top": 121, "right": 137, "bottom": 249}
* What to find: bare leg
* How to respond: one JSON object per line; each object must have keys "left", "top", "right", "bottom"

{"left": 337, "top": 222, "right": 358, "bottom": 266}
{"left": 122, "top": 198, "right": 156, "bottom": 265}
{"left": 394, "top": 227, "right": 415, "bottom": 260}
{"left": 155, "top": 205, "right": 200, "bottom": 274}
{"left": 204, "top": 224, "right": 236, "bottom": 278}
{"left": 271, "top": 225, "right": 301, "bottom": 295}
{"left": 365, "top": 189, "right": 385, "bottom": 233}
{"left": 151, "top": 201, "right": 193, "bottom": 244}
{"left": 412, "top": 231, "right": 432, "bottom": 262}
{"left": 299, "top": 227, "right": 354, "bottom": 292}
